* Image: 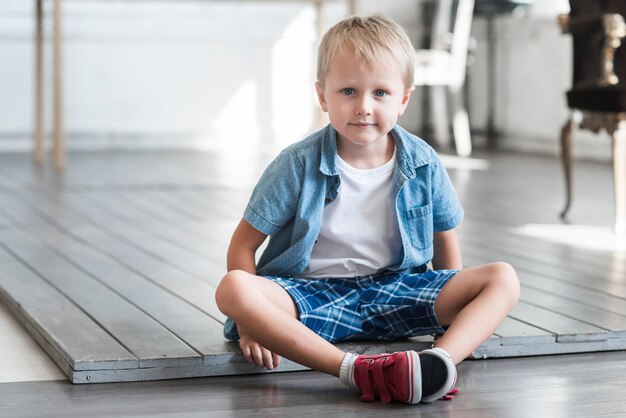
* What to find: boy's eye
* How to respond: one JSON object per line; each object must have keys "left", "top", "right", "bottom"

{"left": 341, "top": 88, "right": 355, "bottom": 95}
{"left": 374, "top": 90, "right": 387, "bottom": 97}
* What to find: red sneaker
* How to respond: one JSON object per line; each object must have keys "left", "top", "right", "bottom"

{"left": 353, "top": 348, "right": 457, "bottom": 404}
{"left": 353, "top": 351, "right": 421, "bottom": 404}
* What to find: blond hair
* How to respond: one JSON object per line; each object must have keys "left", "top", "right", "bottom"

{"left": 316, "top": 14, "right": 415, "bottom": 89}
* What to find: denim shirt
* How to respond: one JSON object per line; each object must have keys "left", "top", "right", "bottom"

{"left": 244, "top": 124, "right": 464, "bottom": 278}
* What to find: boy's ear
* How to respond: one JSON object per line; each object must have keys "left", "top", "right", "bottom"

{"left": 398, "top": 85, "right": 415, "bottom": 116}
{"left": 315, "top": 81, "right": 328, "bottom": 112}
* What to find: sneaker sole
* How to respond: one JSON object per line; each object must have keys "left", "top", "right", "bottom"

{"left": 419, "top": 349, "right": 456, "bottom": 403}
{"left": 406, "top": 351, "right": 422, "bottom": 404}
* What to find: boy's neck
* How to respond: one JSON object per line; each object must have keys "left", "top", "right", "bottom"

{"left": 336, "top": 133, "right": 395, "bottom": 169}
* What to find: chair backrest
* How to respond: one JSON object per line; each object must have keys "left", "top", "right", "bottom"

{"left": 569, "top": 0, "right": 626, "bottom": 87}
{"left": 429, "top": 0, "right": 475, "bottom": 85}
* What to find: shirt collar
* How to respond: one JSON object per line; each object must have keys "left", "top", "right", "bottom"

{"left": 319, "top": 125, "right": 339, "bottom": 176}
{"left": 391, "top": 125, "right": 432, "bottom": 179}
{"left": 318, "top": 124, "right": 433, "bottom": 179}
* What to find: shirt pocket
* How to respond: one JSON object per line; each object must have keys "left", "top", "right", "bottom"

{"left": 404, "top": 204, "right": 433, "bottom": 250}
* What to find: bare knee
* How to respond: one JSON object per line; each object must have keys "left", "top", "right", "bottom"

{"left": 215, "top": 269, "right": 251, "bottom": 317}
{"left": 486, "top": 262, "right": 520, "bottom": 305}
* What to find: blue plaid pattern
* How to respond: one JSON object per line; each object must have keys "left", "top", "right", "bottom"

{"left": 223, "top": 270, "right": 457, "bottom": 343}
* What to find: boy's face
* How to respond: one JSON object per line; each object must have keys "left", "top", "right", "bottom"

{"left": 316, "top": 49, "right": 413, "bottom": 154}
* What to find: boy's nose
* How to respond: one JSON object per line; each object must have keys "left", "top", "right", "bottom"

{"left": 355, "top": 96, "right": 373, "bottom": 116}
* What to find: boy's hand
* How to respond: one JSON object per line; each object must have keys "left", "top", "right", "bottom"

{"left": 238, "top": 328, "right": 281, "bottom": 370}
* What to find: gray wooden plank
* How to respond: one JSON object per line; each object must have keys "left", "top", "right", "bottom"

{"left": 140, "top": 190, "right": 224, "bottom": 221}
{"left": 109, "top": 226, "right": 225, "bottom": 284}
{"left": 473, "top": 336, "right": 626, "bottom": 359}
{"left": 48, "top": 190, "right": 226, "bottom": 282}
{"left": 0, "top": 201, "right": 18, "bottom": 228}
{"left": 71, "top": 353, "right": 310, "bottom": 384}
{"left": 17, "top": 189, "right": 226, "bottom": 284}
{"left": 94, "top": 205, "right": 230, "bottom": 268}
{"left": 520, "top": 286, "right": 626, "bottom": 337}
{"left": 0, "top": 246, "right": 138, "bottom": 371}
{"left": 461, "top": 236, "right": 626, "bottom": 299}
{"left": 0, "top": 229, "right": 202, "bottom": 368}
{"left": 118, "top": 190, "right": 204, "bottom": 222}
{"left": 31, "top": 223, "right": 232, "bottom": 359}
{"left": 518, "top": 272, "right": 626, "bottom": 318}
{"left": 0, "top": 161, "right": 39, "bottom": 189}
{"left": 65, "top": 225, "right": 227, "bottom": 323}
{"left": 0, "top": 191, "right": 50, "bottom": 228}
{"left": 493, "top": 316, "right": 555, "bottom": 346}
{"left": 174, "top": 189, "right": 250, "bottom": 221}
{"left": 69, "top": 338, "right": 435, "bottom": 384}
{"left": 55, "top": 187, "right": 229, "bottom": 250}
{"left": 460, "top": 220, "right": 626, "bottom": 282}
{"left": 508, "top": 302, "right": 609, "bottom": 343}
{"left": 7, "top": 190, "right": 227, "bottom": 323}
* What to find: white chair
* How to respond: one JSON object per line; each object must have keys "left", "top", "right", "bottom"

{"left": 414, "top": 0, "right": 475, "bottom": 157}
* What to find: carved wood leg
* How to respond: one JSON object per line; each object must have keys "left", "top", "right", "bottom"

{"left": 560, "top": 115, "right": 577, "bottom": 220}
{"left": 612, "top": 121, "right": 626, "bottom": 233}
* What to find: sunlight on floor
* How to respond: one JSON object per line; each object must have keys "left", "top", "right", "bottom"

{"left": 0, "top": 301, "right": 64, "bottom": 383}
{"left": 513, "top": 223, "right": 626, "bottom": 253}
{"left": 439, "top": 154, "right": 490, "bottom": 171}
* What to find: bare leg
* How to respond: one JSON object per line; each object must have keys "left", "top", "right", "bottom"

{"left": 215, "top": 270, "right": 345, "bottom": 376}
{"left": 433, "top": 262, "right": 520, "bottom": 364}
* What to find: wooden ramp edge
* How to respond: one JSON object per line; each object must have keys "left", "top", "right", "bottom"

{"left": 2, "top": 270, "right": 626, "bottom": 384}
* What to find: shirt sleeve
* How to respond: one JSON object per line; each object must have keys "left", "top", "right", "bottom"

{"left": 430, "top": 154, "right": 464, "bottom": 232}
{"left": 243, "top": 148, "right": 304, "bottom": 236}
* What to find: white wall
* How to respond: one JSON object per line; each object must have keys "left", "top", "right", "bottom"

{"left": 1, "top": 1, "right": 326, "bottom": 151}
{"left": 0, "top": 0, "right": 605, "bottom": 160}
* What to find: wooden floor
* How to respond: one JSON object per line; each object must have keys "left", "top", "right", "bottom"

{"left": 3, "top": 351, "right": 626, "bottom": 417}
{"left": 0, "top": 148, "right": 625, "bottom": 384}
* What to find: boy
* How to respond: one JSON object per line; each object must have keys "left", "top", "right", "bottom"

{"left": 215, "top": 15, "right": 519, "bottom": 404}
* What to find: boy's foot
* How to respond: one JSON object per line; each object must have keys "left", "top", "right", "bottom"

{"left": 353, "top": 348, "right": 456, "bottom": 404}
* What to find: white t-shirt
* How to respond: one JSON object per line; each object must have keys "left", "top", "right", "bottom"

{"left": 301, "top": 151, "right": 403, "bottom": 278}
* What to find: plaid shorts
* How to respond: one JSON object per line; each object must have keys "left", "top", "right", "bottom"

{"left": 223, "top": 269, "right": 458, "bottom": 343}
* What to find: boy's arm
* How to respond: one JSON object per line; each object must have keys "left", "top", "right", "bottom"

{"left": 432, "top": 229, "right": 463, "bottom": 270}
{"left": 226, "top": 218, "right": 281, "bottom": 369}
{"left": 227, "top": 218, "right": 267, "bottom": 274}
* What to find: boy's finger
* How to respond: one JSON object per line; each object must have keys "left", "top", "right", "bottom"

{"left": 251, "top": 345, "right": 265, "bottom": 367}
{"left": 272, "top": 353, "right": 281, "bottom": 368}
{"left": 241, "top": 345, "right": 253, "bottom": 364}
{"left": 263, "top": 349, "right": 275, "bottom": 370}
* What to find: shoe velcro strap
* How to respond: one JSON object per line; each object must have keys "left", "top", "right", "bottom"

{"left": 355, "top": 359, "right": 375, "bottom": 401}
{"left": 372, "top": 356, "right": 393, "bottom": 404}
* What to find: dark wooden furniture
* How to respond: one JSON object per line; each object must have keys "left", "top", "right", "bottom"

{"left": 559, "top": 0, "right": 626, "bottom": 233}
